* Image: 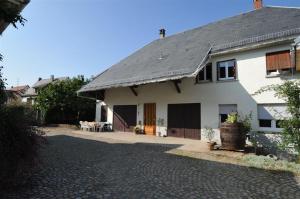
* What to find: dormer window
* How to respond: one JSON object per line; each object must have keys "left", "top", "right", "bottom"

{"left": 266, "top": 50, "right": 293, "bottom": 76}
{"left": 217, "top": 59, "right": 236, "bottom": 81}
{"left": 196, "top": 63, "right": 212, "bottom": 83}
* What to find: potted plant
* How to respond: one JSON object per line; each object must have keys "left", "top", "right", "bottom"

{"left": 220, "top": 112, "right": 251, "bottom": 151}
{"left": 203, "top": 127, "right": 216, "bottom": 150}
{"left": 134, "top": 125, "right": 143, "bottom": 134}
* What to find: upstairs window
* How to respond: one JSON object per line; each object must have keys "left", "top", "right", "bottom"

{"left": 266, "top": 50, "right": 293, "bottom": 76}
{"left": 217, "top": 60, "right": 236, "bottom": 81}
{"left": 196, "top": 63, "right": 212, "bottom": 82}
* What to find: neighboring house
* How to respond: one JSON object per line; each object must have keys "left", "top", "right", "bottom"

{"left": 78, "top": 1, "right": 300, "bottom": 143}
{"left": 21, "top": 87, "right": 37, "bottom": 105}
{"left": 5, "top": 85, "right": 29, "bottom": 104}
{"left": 0, "top": 0, "right": 30, "bottom": 34}
{"left": 22, "top": 75, "right": 69, "bottom": 104}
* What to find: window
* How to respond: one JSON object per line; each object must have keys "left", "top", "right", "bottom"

{"left": 217, "top": 60, "right": 236, "bottom": 81}
{"left": 259, "top": 119, "right": 272, "bottom": 128}
{"left": 196, "top": 63, "right": 212, "bottom": 82}
{"left": 219, "top": 104, "right": 237, "bottom": 125}
{"left": 266, "top": 50, "right": 293, "bottom": 76}
{"left": 257, "top": 104, "right": 289, "bottom": 130}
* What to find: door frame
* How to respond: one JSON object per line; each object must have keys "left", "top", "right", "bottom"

{"left": 143, "top": 103, "right": 156, "bottom": 135}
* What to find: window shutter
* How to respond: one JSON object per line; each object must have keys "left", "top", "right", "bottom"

{"left": 219, "top": 104, "right": 237, "bottom": 115}
{"left": 297, "top": 49, "right": 300, "bottom": 71}
{"left": 266, "top": 50, "right": 292, "bottom": 70}
{"left": 216, "top": 63, "right": 219, "bottom": 81}
{"left": 234, "top": 61, "right": 237, "bottom": 79}
{"left": 257, "top": 104, "right": 290, "bottom": 120}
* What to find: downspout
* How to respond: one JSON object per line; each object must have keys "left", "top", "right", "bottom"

{"left": 291, "top": 36, "right": 300, "bottom": 74}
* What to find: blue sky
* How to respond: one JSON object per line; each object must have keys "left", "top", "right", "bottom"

{"left": 1, "top": 0, "right": 300, "bottom": 87}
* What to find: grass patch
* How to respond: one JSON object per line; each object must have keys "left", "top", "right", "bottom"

{"left": 241, "top": 154, "right": 300, "bottom": 175}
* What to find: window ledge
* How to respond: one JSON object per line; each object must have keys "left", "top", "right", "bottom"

{"left": 266, "top": 74, "right": 280, "bottom": 78}
{"left": 217, "top": 79, "right": 238, "bottom": 83}
{"left": 195, "top": 80, "right": 212, "bottom": 84}
{"left": 257, "top": 127, "right": 282, "bottom": 133}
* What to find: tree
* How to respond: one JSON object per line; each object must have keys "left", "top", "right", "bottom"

{"left": 0, "top": 3, "right": 45, "bottom": 188}
{"left": 0, "top": 0, "right": 27, "bottom": 29}
{"left": 255, "top": 80, "right": 300, "bottom": 161}
{"left": 35, "top": 77, "right": 96, "bottom": 124}
{"left": 0, "top": 0, "right": 27, "bottom": 104}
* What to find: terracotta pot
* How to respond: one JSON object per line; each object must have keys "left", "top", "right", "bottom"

{"left": 207, "top": 142, "right": 215, "bottom": 151}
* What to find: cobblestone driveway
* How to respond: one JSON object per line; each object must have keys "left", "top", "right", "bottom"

{"left": 3, "top": 133, "right": 300, "bottom": 199}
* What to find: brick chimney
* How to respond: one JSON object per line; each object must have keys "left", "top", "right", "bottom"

{"left": 159, "top": 28, "right": 166, "bottom": 39}
{"left": 253, "top": 0, "right": 263, "bottom": 9}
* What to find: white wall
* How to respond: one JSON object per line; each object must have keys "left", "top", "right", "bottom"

{"left": 101, "top": 43, "right": 299, "bottom": 142}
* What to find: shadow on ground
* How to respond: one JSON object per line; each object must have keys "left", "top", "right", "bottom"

{"left": 2, "top": 135, "right": 300, "bottom": 199}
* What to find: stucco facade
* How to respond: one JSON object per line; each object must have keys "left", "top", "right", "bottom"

{"left": 97, "top": 43, "right": 299, "bottom": 143}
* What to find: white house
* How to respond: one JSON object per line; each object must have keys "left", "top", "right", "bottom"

{"left": 78, "top": 1, "right": 300, "bottom": 144}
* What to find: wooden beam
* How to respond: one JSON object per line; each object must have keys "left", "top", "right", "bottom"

{"left": 172, "top": 80, "right": 181, "bottom": 93}
{"left": 130, "top": 86, "right": 138, "bottom": 96}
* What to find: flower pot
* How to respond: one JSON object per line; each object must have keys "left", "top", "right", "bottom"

{"left": 220, "top": 122, "right": 246, "bottom": 151}
{"left": 207, "top": 142, "right": 216, "bottom": 151}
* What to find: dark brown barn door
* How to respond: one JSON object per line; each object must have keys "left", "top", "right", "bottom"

{"left": 167, "top": 103, "right": 201, "bottom": 140}
{"left": 144, "top": 103, "right": 156, "bottom": 135}
{"left": 113, "top": 105, "right": 137, "bottom": 132}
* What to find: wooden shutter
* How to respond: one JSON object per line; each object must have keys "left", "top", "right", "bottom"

{"left": 296, "top": 49, "right": 300, "bottom": 71}
{"left": 266, "top": 50, "right": 292, "bottom": 70}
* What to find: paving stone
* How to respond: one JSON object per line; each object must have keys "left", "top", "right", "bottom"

{"left": 2, "top": 131, "right": 300, "bottom": 199}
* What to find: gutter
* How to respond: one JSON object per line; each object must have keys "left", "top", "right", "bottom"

{"left": 210, "top": 37, "right": 295, "bottom": 57}
{"left": 77, "top": 94, "right": 99, "bottom": 102}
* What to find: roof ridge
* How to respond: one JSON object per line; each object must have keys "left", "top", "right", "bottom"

{"left": 155, "top": 8, "right": 259, "bottom": 41}
{"left": 265, "top": 6, "right": 300, "bottom": 9}
{"left": 213, "top": 27, "right": 300, "bottom": 52}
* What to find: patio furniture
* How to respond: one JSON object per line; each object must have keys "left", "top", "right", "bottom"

{"left": 102, "top": 123, "right": 112, "bottom": 132}
{"left": 94, "top": 122, "right": 106, "bottom": 132}
{"left": 79, "top": 121, "right": 93, "bottom": 131}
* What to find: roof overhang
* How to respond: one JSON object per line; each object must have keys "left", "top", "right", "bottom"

{"left": 0, "top": 0, "right": 30, "bottom": 34}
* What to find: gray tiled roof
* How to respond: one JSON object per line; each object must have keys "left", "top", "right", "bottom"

{"left": 32, "top": 77, "right": 68, "bottom": 88}
{"left": 22, "top": 87, "right": 37, "bottom": 97}
{"left": 79, "top": 7, "right": 300, "bottom": 93}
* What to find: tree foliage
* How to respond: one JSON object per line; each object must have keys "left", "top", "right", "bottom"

{"left": 0, "top": 66, "right": 6, "bottom": 105}
{"left": 255, "top": 80, "right": 300, "bottom": 156}
{"left": 35, "top": 77, "right": 96, "bottom": 124}
{"left": 0, "top": 1, "right": 27, "bottom": 29}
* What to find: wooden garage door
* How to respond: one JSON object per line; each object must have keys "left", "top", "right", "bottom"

{"left": 113, "top": 105, "right": 137, "bottom": 132}
{"left": 167, "top": 103, "right": 201, "bottom": 140}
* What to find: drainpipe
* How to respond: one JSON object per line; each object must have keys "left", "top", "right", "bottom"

{"left": 291, "top": 37, "right": 300, "bottom": 75}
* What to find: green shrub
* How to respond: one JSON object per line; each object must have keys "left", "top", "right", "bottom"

{"left": 0, "top": 105, "right": 45, "bottom": 189}
{"left": 35, "top": 77, "right": 95, "bottom": 124}
{"left": 226, "top": 112, "right": 238, "bottom": 123}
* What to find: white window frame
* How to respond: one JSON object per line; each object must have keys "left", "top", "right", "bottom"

{"left": 217, "top": 60, "right": 236, "bottom": 81}
{"left": 197, "top": 65, "right": 211, "bottom": 82}
{"left": 257, "top": 104, "right": 287, "bottom": 132}
{"left": 258, "top": 119, "right": 283, "bottom": 132}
